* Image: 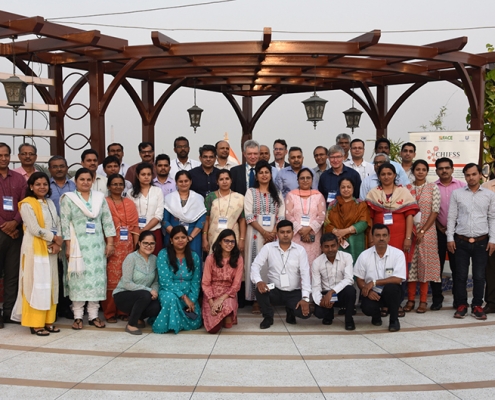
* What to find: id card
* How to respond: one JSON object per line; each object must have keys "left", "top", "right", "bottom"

{"left": 262, "top": 215, "right": 271, "bottom": 227}
{"left": 327, "top": 191, "right": 337, "bottom": 202}
{"left": 383, "top": 213, "right": 393, "bottom": 225}
{"left": 280, "top": 273, "right": 290, "bottom": 288}
{"left": 385, "top": 267, "right": 393, "bottom": 277}
{"left": 301, "top": 215, "right": 310, "bottom": 227}
{"left": 330, "top": 294, "right": 338, "bottom": 303}
{"left": 180, "top": 220, "right": 189, "bottom": 231}
{"left": 372, "top": 285, "right": 383, "bottom": 294}
{"left": 341, "top": 239, "right": 349, "bottom": 249}
{"left": 120, "top": 226, "right": 129, "bottom": 241}
{"left": 218, "top": 217, "right": 228, "bottom": 230}
{"left": 2, "top": 196, "right": 13, "bottom": 211}
{"left": 138, "top": 217, "right": 146, "bottom": 229}
{"left": 86, "top": 221, "right": 96, "bottom": 234}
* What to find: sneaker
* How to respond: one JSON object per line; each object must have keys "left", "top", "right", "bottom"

{"left": 454, "top": 304, "right": 468, "bottom": 319}
{"left": 472, "top": 306, "right": 487, "bottom": 320}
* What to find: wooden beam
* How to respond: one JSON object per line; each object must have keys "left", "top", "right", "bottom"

{"left": 0, "top": 127, "right": 56, "bottom": 137}
{"left": 151, "top": 31, "right": 178, "bottom": 51}
{"left": 425, "top": 37, "right": 468, "bottom": 54}
{"left": 262, "top": 27, "right": 272, "bottom": 50}
{"left": 0, "top": 100, "right": 58, "bottom": 112}
{"left": 348, "top": 29, "right": 381, "bottom": 49}
{"left": 0, "top": 72, "right": 53, "bottom": 86}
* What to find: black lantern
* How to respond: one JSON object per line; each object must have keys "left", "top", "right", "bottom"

{"left": 187, "top": 80, "right": 203, "bottom": 133}
{"left": 343, "top": 106, "right": 363, "bottom": 134}
{"left": 302, "top": 94, "right": 328, "bottom": 129}
{"left": 1, "top": 75, "right": 27, "bottom": 114}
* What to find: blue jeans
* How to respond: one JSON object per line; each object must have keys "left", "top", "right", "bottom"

{"left": 454, "top": 236, "right": 488, "bottom": 307}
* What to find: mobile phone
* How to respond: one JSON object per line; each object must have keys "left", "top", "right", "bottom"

{"left": 310, "top": 235, "right": 315, "bottom": 242}
{"left": 267, "top": 283, "right": 275, "bottom": 290}
{"left": 183, "top": 307, "right": 199, "bottom": 320}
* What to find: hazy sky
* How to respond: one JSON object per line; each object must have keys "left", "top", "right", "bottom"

{"left": 1, "top": 0, "right": 494, "bottom": 166}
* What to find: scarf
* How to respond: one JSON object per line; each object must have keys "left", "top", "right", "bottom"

{"left": 164, "top": 190, "right": 206, "bottom": 223}
{"left": 289, "top": 189, "right": 321, "bottom": 197}
{"left": 325, "top": 196, "right": 371, "bottom": 236}
{"left": 365, "top": 185, "right": 419, "bottom": 214}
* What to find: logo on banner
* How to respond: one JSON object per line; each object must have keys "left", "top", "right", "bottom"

{"left": 427, "top": 146, "right": 461, "bottom": 163}
{"left": 439, "top": 136, "right": 453, "bottom": 141}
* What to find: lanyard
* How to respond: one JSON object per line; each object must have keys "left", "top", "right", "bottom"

{"left": 217, "top": 190, "right": 232, "bottom": 216}
{"left": 138, "top": 190, "right": 150, "bottom": 217}
{"left": 414, "top": 183, "right": 425, "bottom": 201}
{"left": 110, "top": 197, "right": 128, "bottom": 228}
{"left": 298, "top": 190, "right": 311, "bottom": 215}
{"left": 45, "top": 200, "right": 57, "bottom": 230}
{"left": 176, "top": 159, "right": 191, "bottom": 171}
{"left": 280, "top": 248, "right": 292, "bottom": 274}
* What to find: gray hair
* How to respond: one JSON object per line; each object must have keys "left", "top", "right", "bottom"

{"left": 18, "top": 143, "right": 37, "bottom": 154}
{"left": 374, "top": 153, "right": 390, "bottom": 162}
{"left": 328, "top": 145, "right": 345, "bottom": 156}
{"left": 336, "top": 133, "right": 351, "bottom": 143}
{"left": 243, "top": 139, "right": 259, "bottom": 152}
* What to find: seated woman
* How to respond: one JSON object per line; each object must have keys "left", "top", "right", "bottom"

{"left": 202, "top": 229, "right": 244, "bottom": 334}
{"left": 153, "top": 225, "right": 202, "bottom": 334}
{"left": 113, "top": 230, "right": 161, "bottom": 335}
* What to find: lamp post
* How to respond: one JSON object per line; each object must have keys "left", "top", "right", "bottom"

{"left": 1, "top": 35, "right": 27, "bottom": 114}
{"left": 302, "top": 55, "right": 327, "bottom": 129}
{"left": 187, "top": 80, "right": 203, "bottom": 133}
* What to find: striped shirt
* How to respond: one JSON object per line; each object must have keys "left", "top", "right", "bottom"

{"left": 446, "top": 185, "right": 495, "bottom": 243}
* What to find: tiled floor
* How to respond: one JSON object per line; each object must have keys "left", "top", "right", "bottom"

{"left": 1, "top": 293, "right": 495, "bottom": 399}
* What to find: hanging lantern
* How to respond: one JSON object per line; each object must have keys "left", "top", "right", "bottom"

{"left": 187, "top": 104, "right": 203, "bottom": 133}
{"left": 302, "top": 94, "right": 328, "bottom": 129}
{"left": 343, "top": 106, "right": 363, "bottom": 134}
{"left": 1, "top": 75, "right": 27, "bottom": 114}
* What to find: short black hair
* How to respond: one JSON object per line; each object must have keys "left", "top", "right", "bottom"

{"left": 350, "top": 138, "right": 364, "bottom": 147}
{"left": 0, "top": 142, "right": 11, "bottom": 154}
{"left": 288, "top": 146, "right": 303, "bottom": 155}
{"left": 273, "top": 139, "right": 287, "bottom": 149}
{"left": 401, "top": 142, "right": 416, "bottom": 152}
{"left": 276, "top": 219, "right": 293, "bottom": 231}
{"left": 372, "top": 223, "right": 390, "bottom": 235}
{"left": 107, "top": 142, "right": 123, "bottom": 152}
{"left": 462, "top": 162, "right": 481, "bottom": 174}
{"left": 374, "top": 138, "right": 390, "bottom": 152}
{"left": 48, "top": 155, "right": 67, "bottom": 168}
{"left": 320, "top": 233, "right": 338, "bottom": 245}
{"left": 103, "top": 155, "right": 120, "bottom": 168}
{"left": 199, "top": 144, "right": 216, "bottom": 157}
{"left": 81, "top": 149, "right": 98, "bottom": 162}
{"left": 435, "top": 157, "right": 453, "bottom": 168}
{"left": 155, "top": 154, "right": 171, "bottom": 165}
{"left": 138, "top": 142, "right": 154, "bottom": 152}
{"left": 313, "top": 145, "right": 327, "bottom": 155}
{"left": 174, "top": 136, "right": 189, "bottom": 147}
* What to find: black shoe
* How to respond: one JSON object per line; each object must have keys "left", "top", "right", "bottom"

{"left": 0, "top": 316, "right": 3, "bottom": 329}
{"left": 371, "top": 316, "right": 382, "bottom": 326}
{"left": 337, "top": 308, "right": 346, "bottom": 315}
{"left": 389, "top": 320, "right": 401, "bottom": 332}
{"left": 260, "top": 317, "right": 273, "bottom": 329}
{"left": 483, "top": 304, "right": 495, "bottom": 314}
{"left": 3, "top": 316, "right": 20, "bottom": 325}
{"left": 345, "top": 320, "right": 356, "bottom": 331}
{"left": 322, "top": 318, "right": 333, "bottom": 325}
{"left": 430, "top": 303, "right": 443, "bottom": 311}
{"left": 286, "top": 312, "right": 297, "bottom": 325}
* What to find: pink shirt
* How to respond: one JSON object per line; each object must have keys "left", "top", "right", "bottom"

{"left": 12, "top": 166, "right": 38, "bottom": 181}
{"left": 435, "top": 177, "right": 466, "bottom": 227}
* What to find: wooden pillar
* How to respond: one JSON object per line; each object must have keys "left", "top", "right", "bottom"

{"left": 376, "top": 85, "right": 388, "bottom": 139}
{"left": 142, "top": 80, "right": 155, "bottom": 145}
{"left": 48, "top": 65, "right": 65, "bottom": 158}
{"left": 88, "top": 61, "right": 105, "bottom": 161}
{"left": 470, "top": 66, "right": 486, "bottom": 166}
{"left": 242, "top": 96, "right": 253, "bottom": 141}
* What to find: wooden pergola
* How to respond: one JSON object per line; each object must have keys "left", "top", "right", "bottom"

{"left": 1, "top": 10, "right": 495, "bottom": 161}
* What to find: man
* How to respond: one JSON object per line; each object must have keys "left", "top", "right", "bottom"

{"left": 259, "top": 145, "right": 271, "bottom": 162}
{"left": 336, "top": 133, "right": 352, "bottom": 162}
{"left": 214, "top": 140, "right": 238, "bottom": 170}
{"left": 169, "top": 137, "right": 201, "bottom": 179}
{"left": 373, "top": 138, "right": 410, "bottom": 186}
{"left": 359, "top": 153, "right": 389, "bottom": 200}
{"left": 125, "top": 142, "right": 157, "bottom": 183}
{"left": 432, "top": 157, "right": 465, "bottom": 310}
{"left": 13, "top": 143, "right": 38, "bottom": 180}
{"left": 48, "top": 155, "right": 75, "bottom": 319}
{"left": 79, "top": 149, "right": 107, "bottom": 194}
{"left": 0, "top": 142, "right": 26, "bottom": 326}
{"left": 230, "top": 140, "right": 260, "bottom": 195}
{"left": 354, "top": 224, "right": 406, "bottom": 332}
{"left": 482, "top": 176, "right": 495, "bottom": 313}
{"left": 345, "top": 138, "right": 374, "bottom": 180}
{"left": 154, "top": 154, "right": 176, "bottom": 198}
{"left": 400, "top": 142, "right": 416, "bottom": 183}
{"left": 318, "top": 145, "right": 361, "bottom": 202}
{"left": 447, "top": 163, "right": 495, "bottom": 320}
{"left": 311, "top": 233, "right": 356, "bottom": 330}
{"left": 96, "top": 143, "right": 129, "bottom": 177}
{"left": 190, "top": 145, "right": 220, "bottom": 198}
{"left": 102, "top": 156, "right": 133, "bottom": 196}
{"left": 275, "top": 146, "right": 311, "bottom": 198}
{"left": 312, "top": 145, "right": 329, "bottom": 188}
{"left": 251, "top": 220, "right": 311, "bottom": 329}
{"left": 270, "top": 139, "right": 289, "bottom": 171}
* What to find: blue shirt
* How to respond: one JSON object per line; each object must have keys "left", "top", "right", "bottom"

{"left": 275, "top": 165, "right": 315, "bottom": 198}
{"left": 389, "top": 161, "right": 410, "bottom": 186}
{"left": 50, "top": 177, "right": 76, "bottom": 215}
{"left": 359, "top": 173, "right": 380, "bottom": 200}
{"left": 318, "top": 166, "right": 361, "bottom": 201}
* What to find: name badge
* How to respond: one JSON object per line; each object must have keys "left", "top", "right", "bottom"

{"left": 341, "top": 239, "right": 349, "bottom": 249}
{"left": 120, "top": 226, "right": 129, "bottom": 241}
{"left": 180, "top": 220, "right": 189, "bottom": 231}
{"left": 331, "top": 294, "right": 338, "bottom": 303}
{"left": 280, "top": 273, "right": 290, "bottom": 288}
{"left": 262, "top": 215, "right": 271, "bottom": 227}
{"left": 372, "top": 285, "right": 383, "bottom": 294}
{"left": 86, "top": 221, "right": 96, "bottom": 234}
{"left": 385, "top": 267, "right": 393, "bottom": 277}
{"left": 301, "top": 215, "right": 310, "bottom": 227}
{"left": 2, "top": 196, "right": 13, "bottom": 211}
{"left": 51, "top": 229, "right": 57, "bottom": 236}
{"left": 383, "top": 213, "right": 393, "bottom": 225}
{"left": 138, "top": 217, "right": 146, "bottom": 228}
{"left": 327, "top": 191, "right": 336, "bottom": 202}
{"left": 218, "top": 217, "right": 228, "bottom": 230}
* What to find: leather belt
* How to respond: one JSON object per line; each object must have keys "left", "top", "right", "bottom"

{"left": 455, "top": 233, "right": 488, "bottom": 243}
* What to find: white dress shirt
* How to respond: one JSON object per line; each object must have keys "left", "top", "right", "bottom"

{"left": 128, "top": 186, "right": 164, "bottom": 231}
{"left": 354, "top": 245, "right": 406, "bottom": 283}
{"left": 344, "top": 159, "right": 375, "bottom": 181}
{"left": 311, "top": 251, "right": 354, "bottom": 305}
{"left": 214, "top": 158, "right": 239, "bottom": 170}
{"left": 250, "top": 241, "right": 311, "bottom": 298}
{"left": 169, "top": 158, "right": 201, "bottom": 180}
{"left": 71, "top": 174, "right": 108, "bottom": 194}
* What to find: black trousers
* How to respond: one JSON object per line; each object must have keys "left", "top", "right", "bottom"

{"left": 56, "top": 258, "right": 72, "bottom": 316}
{"left": 432, "top": 229, "right": 457, "bottom": 305}
{"left": 255, "top": 287, "right": 311, "bottom": 320}
{"left": 0, "top": 229, "right": 22, "bottom": 318}
{"left": 361, "top": 284, "right": 402, "bottom": 323}
{"left": 113, "top": 290, "right": 161, "bottom": 327}
{"left": 485, "top": 251, "right": 495, "bottom": 307}
{"left": 314, "top": 285, "right": 356, "bottom": 323}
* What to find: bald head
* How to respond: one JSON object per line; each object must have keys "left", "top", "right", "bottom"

{"left": 259, "top": 145, "right": 271, "bottom": 162}
{"left": 215, "top": 140, "right": 230, "bottom": 160}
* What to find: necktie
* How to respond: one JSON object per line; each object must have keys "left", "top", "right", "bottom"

{"left": 249, "top": 167, "right": 255, "bottom": 188}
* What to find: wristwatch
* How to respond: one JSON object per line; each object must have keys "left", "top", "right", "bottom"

{"left": 302, "top": 297, "right": 310, "bottom": 302}
{"left": 372, "top": 280, "right": 376, "bottom": 287}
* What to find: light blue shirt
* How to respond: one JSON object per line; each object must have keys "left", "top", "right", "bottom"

{"left": 49, "top": 177, "right": 76, "bottom": 215}
{"left": 275, "top": 165, "right": 315, "bottom": 198}
{"left": 359, "top": 173, "right": 380, "bottom": 200}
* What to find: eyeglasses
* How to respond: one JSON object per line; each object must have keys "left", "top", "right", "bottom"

{"left": 222, "top": 239, "right": 236, "bottom": 245}
{"left": 299, "top": 176, "right": 312, "bottom": 181}
{"left": 329, "top": 155, "right": 343, "bottom": 160}
{"left": 273, "top": 147, "right": 285, "bottom": 151}
{"left": 141, "top": 241, "right": 156, "bottom": 247}
{"left": 19, "top": 153, "right": 36, "bottom": 157}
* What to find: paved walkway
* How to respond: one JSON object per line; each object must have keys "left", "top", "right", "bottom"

{"left": 0, "top": 293, "right": 494, "bottom": 399}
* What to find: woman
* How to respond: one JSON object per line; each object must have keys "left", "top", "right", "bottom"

{"left": 285, "top": 168, "right": 326, "bottom": 265}
{"left": 366, "top": 162, "right": 419, "bottom": 317}
{"left": 202, "top": 229, "right": 244, "bottom": 333}
{"left": 113, "top": 230, "right": 161, "bottom": 335}
{"left": 163, "top": 170, "right": 206, "bottom": 263}
{"left": 102, "top": 174, "right": 139, "bottom": 323}
{"left": 203, "top": 169, "right": 246, "bottom": 253}
{"left": 244, "top": 160, "right": 285, "bottom": 309}
{"left": 11, "top": 172, "right": 62, "bottom": 336}
{"left": 129, "top": 163, "right": 164, "bottom": 256}
{"left": 60, "top": 168, "right": 116, "bottom": 330}
{"left": 404, "top": 160, "right": 441, "bottom": 313}
{"left": 152, "top": 225, "right": 202, "bottom": 334}
{"left": 324, "top": 177, "right": 371, "bottom": 263}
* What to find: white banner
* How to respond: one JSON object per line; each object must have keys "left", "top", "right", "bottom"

{"left": 409, "top": 131, "right": 481, "bottom": 180}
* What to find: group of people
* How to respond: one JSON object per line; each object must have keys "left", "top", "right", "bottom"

{"left": 0, "top": 132, "right": 493, "bottom": 336}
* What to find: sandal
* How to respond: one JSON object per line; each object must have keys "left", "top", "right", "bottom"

{"left": 118, "top": 315, "right": 129, "bottom": 322}
{"left": 106, "top": 316, "right": 118, "bottom": 324}
{"left": 44, "top": 325, "right": 60, "bottom": 333}
{"left": 251, "top": 302, "right": 261, "bottom": 315}
{"left": 72, "top": 319, "right": 83, "bottom": 330}
{"left": 89, "top": 317, "right": 106, "bottom": 328}
{"left": 398, "top": 306, "right": 405, "bottom": 318}
{"left": 30, "top": 327, "right": 50, "bottom": 336}
{"left": 416, "top": 302, "right": 428, "bottom": 313}
{"left": 380, "top": 307, "right": 389, "bottom": 317}
{"left": 403, "top": 301, "right": 415, "bottom": 312}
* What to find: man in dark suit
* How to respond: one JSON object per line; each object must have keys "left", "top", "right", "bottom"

{"left": 231, "top": 140, "right": 260, "bottom": 195}
{"left": 269, "top": 139, "right": 289, "bottom": 171}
